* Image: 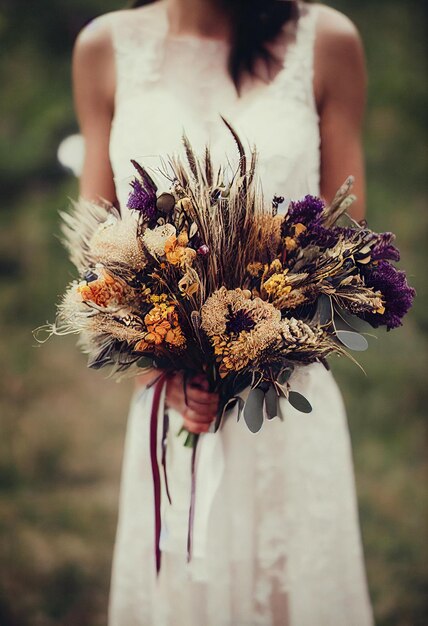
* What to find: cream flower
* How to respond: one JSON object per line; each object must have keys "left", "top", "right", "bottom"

{"left": 201, "top": 287, "right": 284, "bottom": 376}
{"left": 201, "top": 287, "right": 281, "bottom": 337}
{"left": 89, "top": 212, "right": 147, "bottom": 268}
{"left": 142, "top": 223, "right": 176, "bottom": 257}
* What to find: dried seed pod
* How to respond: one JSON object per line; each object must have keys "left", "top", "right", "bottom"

{"left": 84, "top": 270, "right": 98, "bottom": 283}
{"left": 197, "top": 244, "right": 209, "bottom": 256}
{"left": 156, "top": 192, "right": 175, "bottom": 214}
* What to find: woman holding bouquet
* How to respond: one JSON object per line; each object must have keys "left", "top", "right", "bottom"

{"left": 73, "top": 0, "right": 374, "bottom": 623}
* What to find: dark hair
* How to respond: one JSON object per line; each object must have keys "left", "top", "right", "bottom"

{"left": 129, "top": 0, "right": 299, "bottom": 90}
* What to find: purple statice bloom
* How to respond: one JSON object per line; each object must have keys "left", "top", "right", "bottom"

{"left": 332, "top": 225, "right": 359, "bottom": 239}
{"left": 287, "top": 195, "right": 325, "bottom": 227}
{"left": 127, "top": 178, "right": 157, "bottom": 219}
{"left": 371, "top": 232, "right": 400, "bottom": 262}
{"left": 299, "top": 223, "right": 340, "bottom": 248}
{"left": 300, "top": 224, "right": 358, "bottom": 249}
{"left": 361, "top": 259, "right": 415, "bottom": 329}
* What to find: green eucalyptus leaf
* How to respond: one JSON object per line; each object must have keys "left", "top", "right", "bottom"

{"left": 278, "top": 367, "right": 293, "bottom": 385}
{"left": 136, "top": 356, "right": 154, "bottom": 369}
{"left": 288, "top": 391, "right": 312, "bottom": 413}
{"left": 313, "top": 294, "right": 333, "bottom": 326}
{"left": 243, "top": 388, "right": 265, "bottom": 433}
{"left": 335, "top": 330, "right": 368, "bottom": 351}
{"left": 265, "top": 385, "right": 278, "bottom": 420}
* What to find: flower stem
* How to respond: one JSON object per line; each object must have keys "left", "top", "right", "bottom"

{"left": 178, "top": 426, "right": 198, "bottom": 449}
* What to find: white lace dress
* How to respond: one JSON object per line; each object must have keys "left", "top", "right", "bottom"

{"left": 103, "top": 1, "right": 374, "bottom": 624}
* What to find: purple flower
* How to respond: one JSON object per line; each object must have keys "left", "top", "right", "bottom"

{"left": 299, "top": 224, "right": 358, "bottom": 249}
{"left": 287, "top": 195, "right": 325, "bottom": 227}
{"left": 371, "top": 232, "right": 400, "bottom": 262}
{"left": 127, "top": 178, "right": 157, "bottom": 219}
{"left": 333, "top": 225, "right": 359, "bottom": 239}
{"left": 361, "top": 259, "right": 415, "bottom": 329}
{"left": 300, "top": 224, "right": 340, "bottom": 248}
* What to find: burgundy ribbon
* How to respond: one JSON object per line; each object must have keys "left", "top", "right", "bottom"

{"left": 149, "top": 375, "right": 166, "bottom": 575}
{"left": 161, "top": 408, "right": 172, "bottom": 505}
{"left": 150, "top": 374, "right": 199, "bottom": 574}
{"left": 186, "top": 435, "right": 199, "bottom": 563}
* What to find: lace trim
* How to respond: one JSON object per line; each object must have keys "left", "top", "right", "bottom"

{"left": 108, "top": 1, "right": 320, "bottom": 110}
{"left": 271, "top": 2, "right": 320, "bottom": 113}
{"left": 107, "top": 2, "right": 169, "bottom": 105}
{"left": 271, "top": 2, "right": 321, "bottom": 196}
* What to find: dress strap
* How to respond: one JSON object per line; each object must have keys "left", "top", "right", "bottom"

{"left": 106, "top": 2, "right": 169, "bottom": 104}
{"left": 273, "top": 2, "right": 321, "bottom": 114}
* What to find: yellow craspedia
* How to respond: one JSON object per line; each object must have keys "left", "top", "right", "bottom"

{"left": 263, "top": 272, "right": 292, "bottom": 300}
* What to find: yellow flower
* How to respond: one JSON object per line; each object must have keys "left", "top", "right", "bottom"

{"left": 177, "top": 231, "right": 189, "bottom": 247}
{"left": 293, "top": 223, "right": 307, "bottom": 237}
{"left": 282, "top": 223, "right": 306, "bottom": 257}
{"left": 263, "top": 272, "right": 292, "bottom": 300}
{"left": 134, "top": 299, "right": 186, "bottom": 352}
{"left": 269, "top": 259, "right": 283, "bottom": 273}
{"left": 150, "top": 293, "right": 168, "bottom": 304}
{"left": 284, "top": 236, "right": 298, "bottom": 252}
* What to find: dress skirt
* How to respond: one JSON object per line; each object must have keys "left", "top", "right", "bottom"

{"left": 108, "top": 361, "right": 373, "bottom": 626}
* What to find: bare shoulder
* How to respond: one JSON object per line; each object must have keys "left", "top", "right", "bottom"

{"left": 74, "top": 1, "right": 156, "bottom": 53}
{"left": 313, "top": 3, "right": 363, "bottom": 48}
{"left": 311, "top": 4, "right": 367, "bottom": 107}
{"left": 73, "top": 11, "right": 120, "bottom": 63}
{"left": 72, "top": 11, "right": 127, "bottom": 109}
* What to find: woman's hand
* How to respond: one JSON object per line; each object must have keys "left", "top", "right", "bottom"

{"left": 166, "top": 373, "right": 219, "bottom": 434}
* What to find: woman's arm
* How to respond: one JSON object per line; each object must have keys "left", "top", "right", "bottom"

{"left": 73, "top": 19, "right": 156, "bottom": 387}
{"left": 72, "top": 19, "right": 218, "bottom": 426}
{"left": 314, "top": 6, "right": 368, "bottom": 222}
{"left": 72, "top": 18, "right": 118, "bottom": 205}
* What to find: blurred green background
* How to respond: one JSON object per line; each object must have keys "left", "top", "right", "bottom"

{"left": 0, "top": 0, "right": 426, "bottom": 624}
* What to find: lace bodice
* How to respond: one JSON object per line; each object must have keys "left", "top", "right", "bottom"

{"left": 106, "top": 0, "right": 321, "bottom": 211}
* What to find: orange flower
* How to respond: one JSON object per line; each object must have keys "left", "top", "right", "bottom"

{"left": 134, "top": 300, "right": 186, "bottom": 352}
{"left": 282, "top": 223, "right": 306, "bottom": 257}
{"left": 144, "top": 303, "right": 175, "bottom": 327}
{"left": 165, "top": 326, "right": 186, "bottom": 348}
{"left": 164, "top": 232, "right": 196, "bottom": 267}
{"left": 134, "top": 338, "right": 150, "bottom": 352}
{"left": 77, "top": 271, "right": 126, "bottom": 307}
{"left": 164, "top": 235, "right": 181, "bottom": 265}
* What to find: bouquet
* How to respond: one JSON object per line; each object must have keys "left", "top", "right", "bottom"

{"left": 39, "top": 121, "right": 415, "bottom": 440}
{"left": 37, "top": 121, "right": 415, "bottom": 571}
